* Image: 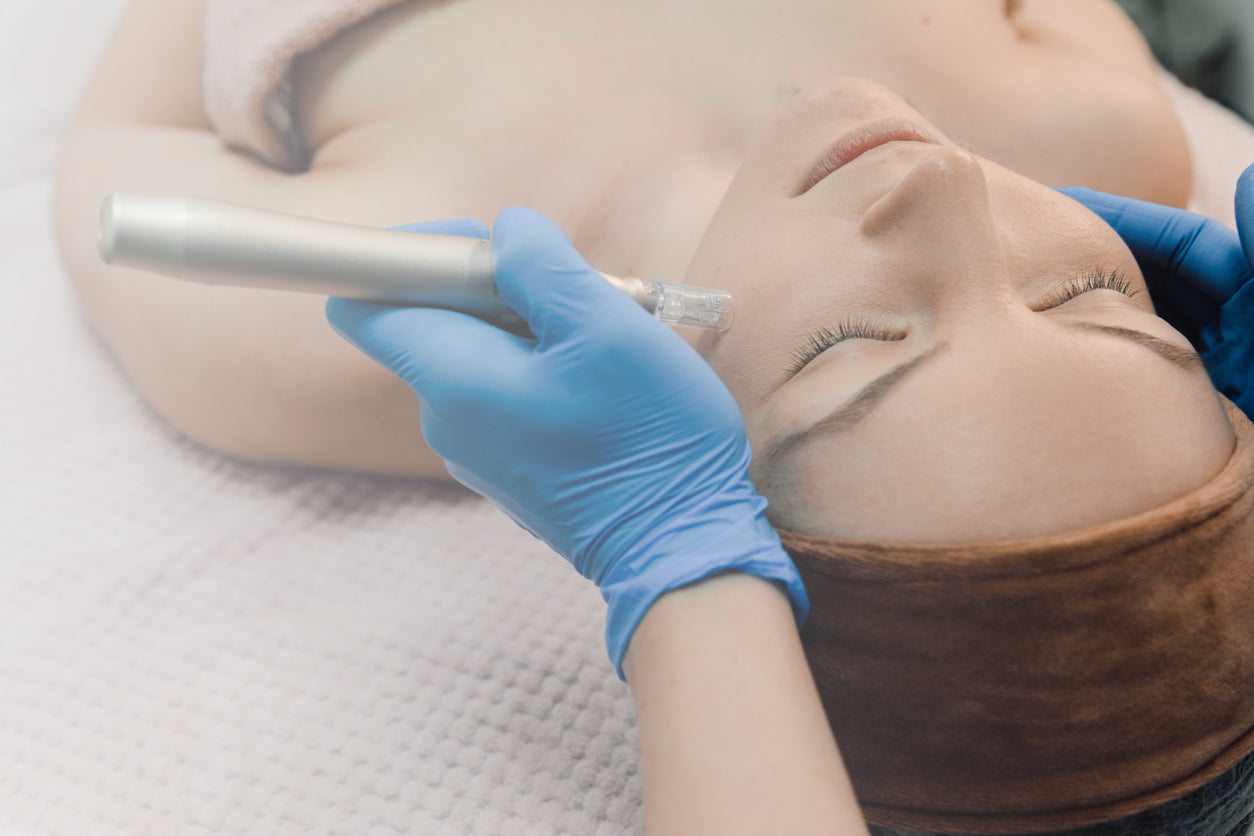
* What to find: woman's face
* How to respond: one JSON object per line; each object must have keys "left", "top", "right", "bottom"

{"left": 684, "top": 78, "right": 1235, "bottom": 544}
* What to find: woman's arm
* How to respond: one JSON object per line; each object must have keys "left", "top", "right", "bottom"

{"left": 53, "top": 0, "right": 451, "bottom": 477}
{"left": 623, "top": 572, "right": 870, "bottom": 836}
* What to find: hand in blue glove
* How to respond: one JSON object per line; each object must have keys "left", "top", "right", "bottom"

{"left": 326, "top": 208, "right": 808, "bottom": 680}
{"left": 1060, "top": 165, "right": 1254, "bottom": 418}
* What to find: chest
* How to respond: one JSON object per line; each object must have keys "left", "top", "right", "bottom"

{"left": 291, "top": 0, "right": 1017, "bottom": 171}
{"left": 279, "top": 0, "right": 1180, "bottom": 280}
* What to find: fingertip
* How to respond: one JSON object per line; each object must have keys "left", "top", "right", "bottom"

{"left": 1056, "top": 186, "right": 1123, "bottom": 227}
{"left": 325, "top": 296, "right": 386, "bottom": 339}
{"left": 1239, "top": 164, "right": 1254, "bottom": 197}
{"left": 1237, "top": 166, "right": 1254, "bottom": 241}
{"left": 325, "top": 295, "right": 348, "bottom": 328}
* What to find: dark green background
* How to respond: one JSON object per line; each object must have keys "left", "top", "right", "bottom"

{"left": 1112, "top": 0, "right": 1254, "bottom": 121}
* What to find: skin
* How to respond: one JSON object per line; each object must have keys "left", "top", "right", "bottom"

{"left": 624, "top": 572, "right": 870, "bottom": 835}
{"left": 55, "top": 0, "right": 1193, "bottom": 483}
{"left": 49, "top": 10, "right": 1240, "bottom": 828}
{"left": 683, "top": 78, "right": 1236, "bottom": 544}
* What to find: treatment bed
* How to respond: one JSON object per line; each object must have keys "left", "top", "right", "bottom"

{"left": 2, "top": 0, "right": 1252, "bottom": 832}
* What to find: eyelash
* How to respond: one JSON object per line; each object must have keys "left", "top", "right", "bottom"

{"left": 1031, "top": 267, "right": 1137, "bottom": 312}
{"left": 787, "top": 268, "right": 1138, "bottom": 376}
{"left": 788, "top": 318, "right": 906, "bottom": 376}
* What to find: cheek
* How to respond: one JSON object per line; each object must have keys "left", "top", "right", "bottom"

{"left": 987, "top": 176, "right": 1069, "bottom": 261}
{"left": 705, "top": 337, "right": 778, "bottom": 413}
{"left": 985, "top": 165, "right": 1144, "bottom": 290}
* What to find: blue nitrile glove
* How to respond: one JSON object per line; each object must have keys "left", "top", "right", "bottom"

{"left": 326, "top": 208, "right": 808, "bottom": 680}
{"left": 1061, "top": 167, "right": 1254, "bottom": 418}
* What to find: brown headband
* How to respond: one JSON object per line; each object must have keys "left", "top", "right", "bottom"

{"left": 778, "top": 396, "right": 1254, "bottom": 835}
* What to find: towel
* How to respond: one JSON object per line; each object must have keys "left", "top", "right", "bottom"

{"left": 203, "top": 0, "right": 412, "bottom": 172}
{"left": 780, "top": 398, "right": 1254, "bottom": 835}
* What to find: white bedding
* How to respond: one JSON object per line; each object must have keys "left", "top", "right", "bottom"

{"left": 2, "top": 2, "right": 1253, "bottom": 834}
{"left": 2, "top": 3, "right": 640, "bottom": 834}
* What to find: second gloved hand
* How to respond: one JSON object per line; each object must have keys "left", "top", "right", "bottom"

{"left": 326, "top": 208, "right": 808, "bottom": 679}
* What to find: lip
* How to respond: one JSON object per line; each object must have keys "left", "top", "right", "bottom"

{"left": 796, "top": 119, "right": 940, "bottom": 196}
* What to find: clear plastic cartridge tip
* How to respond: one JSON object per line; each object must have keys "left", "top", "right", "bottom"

{"left": 596, "top": 274, "right": 735, "bottom": 331}
{"left": 646, "top": 280, "right": 735, "bottom": 331}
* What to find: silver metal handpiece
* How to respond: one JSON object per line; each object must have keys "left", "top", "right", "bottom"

{"left": 98, "top": 193, "right": 735, "bottom": 332}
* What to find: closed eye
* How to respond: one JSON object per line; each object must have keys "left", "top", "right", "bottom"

{"left": 787, "top": 318, "right": 907, "bottom": 377}
{"left": 1030, "top": 267, "right": 1139, "bottom": 312}
{"left": 787, "top": 267, "right": 1139, "bottom": 378}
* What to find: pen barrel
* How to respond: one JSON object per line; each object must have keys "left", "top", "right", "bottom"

{"left": 99, "top": 193, "right": 733, "bottom": 332}
{"left": 100, "top": 194, "right": 510, "bottom": 322}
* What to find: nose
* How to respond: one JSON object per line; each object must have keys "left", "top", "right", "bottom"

{"left": 861, "top": 146, "right": 1016, "bottom": 323}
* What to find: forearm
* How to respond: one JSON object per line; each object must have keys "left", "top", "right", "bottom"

{"left": 623, "top": 571, "right": 869, "bottom": 836}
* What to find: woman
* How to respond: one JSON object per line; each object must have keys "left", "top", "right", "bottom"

{"left": 51, "top": 0, "right": 1254, "bottom": 832}
{"left": 53, "top": 0, "right": 1194, "bottom": 480}
{"left": 324, "top": 204, "right": 1254, "bottom": 835}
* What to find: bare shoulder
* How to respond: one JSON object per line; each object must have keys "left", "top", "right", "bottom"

{"left": 991, "top": 0, "right": 1191, "bottom": 206}
{"left": 1011, "top": 0, "right": 1159, "bottom": 77}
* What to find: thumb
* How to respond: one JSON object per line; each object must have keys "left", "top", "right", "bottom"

{"left": 490, "top": 207, "right": 641, "bottom": 345}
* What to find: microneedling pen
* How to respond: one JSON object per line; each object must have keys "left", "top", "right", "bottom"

{"left": 97, "top": 193, "right": 735, "bottom": 332}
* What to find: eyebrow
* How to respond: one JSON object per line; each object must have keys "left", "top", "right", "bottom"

{"left": 1063, "top": 322, "right": 1206, "bottom": 372}
{"left": 764, "top": 343, "right": 948, "bottom": 468}
{"left": 763, "top": 324, "right": 1207, "bottom": 467}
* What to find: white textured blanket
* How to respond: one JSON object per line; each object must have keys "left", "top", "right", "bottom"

{"left": 2, "top": 1, "right": 1253, "bottom": 834}
{"left": 2, "top": 3, "right": 640, "bottom": 834}
{"left": 2, "top": 188, "right": 641, "bottom": 834}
